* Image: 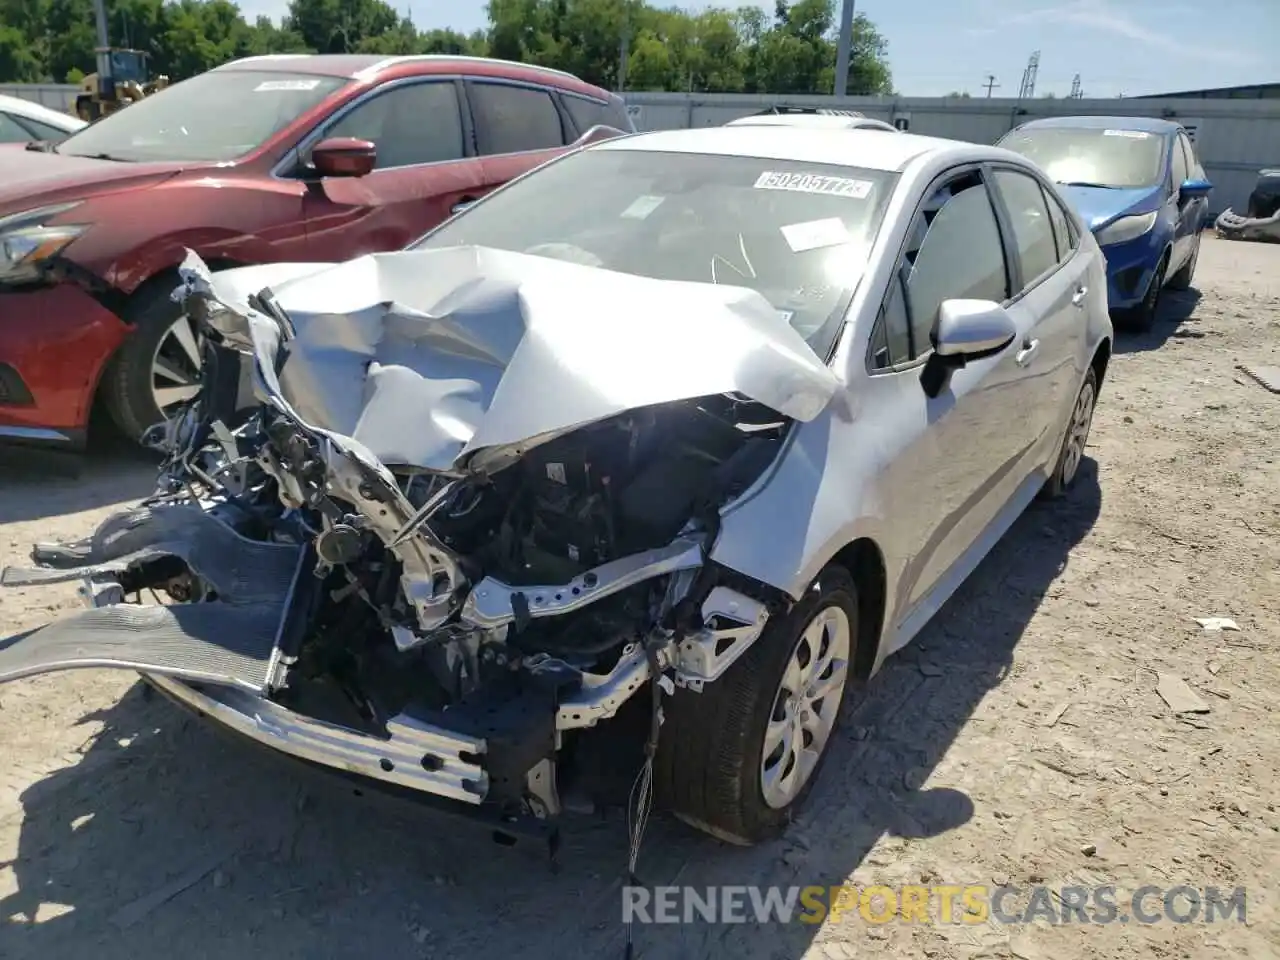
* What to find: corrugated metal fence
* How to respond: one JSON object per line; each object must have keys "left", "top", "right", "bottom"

{"left": 5, "top": 82, "right": 1277, "bottom": 214}
{"left": 625, "top": 92, "right": 1280, "bottom": 216}
{"left": 0, "top": 83, "right": 76, "bottom": 111}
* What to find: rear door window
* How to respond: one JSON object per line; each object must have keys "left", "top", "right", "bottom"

{"left": 469, "top": 82, "right": 566, "bottom": 155}
{"left": 1042, "top": 185, "right": 1077, "bottom": 264}
{"left": 563, "top": 94, "right": 632, "bottom": 134}
{"left": 992, "top": 168, "right": 1060, "bottom": 290}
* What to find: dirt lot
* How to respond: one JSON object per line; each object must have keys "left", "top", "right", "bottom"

{"left": 0, "top": 235, "right": 1278, "bottom": 960}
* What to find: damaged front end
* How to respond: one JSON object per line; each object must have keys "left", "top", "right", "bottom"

{"left": 0, "top": 246, "right": 836, "bottom": 829}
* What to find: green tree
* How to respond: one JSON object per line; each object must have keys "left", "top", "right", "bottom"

{"left": 0, "top": 0, "right": 893, "bottom": 97}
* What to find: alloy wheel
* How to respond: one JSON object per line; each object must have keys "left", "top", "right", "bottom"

{"left": 150, "top": 314, "right": 204, "bottom": 419}
{"left": 760, "top": 604, "right": 851, "bottom": 810}
{"left": 1061, "top": 379, "right": 1096, "bottom": 486}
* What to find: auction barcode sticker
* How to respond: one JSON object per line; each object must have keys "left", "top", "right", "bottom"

{"left": 254, "top": 79, "right": 323, "bottom": 92}
{"left": 754, "top": 171, "right": 873, "bottom": 199}
{"left": 1103, "top": 129, "right": 1150, "bottom": 138}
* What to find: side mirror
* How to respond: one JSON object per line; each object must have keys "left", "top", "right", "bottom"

{"left": 921, "top": 299, "right": 1017, "bottom": 398}
{"left": 311, "top": 137, "right": 376, "bottom": 178}
{"left": 1179, "top": 177, "right": 1213, "bottom": 200}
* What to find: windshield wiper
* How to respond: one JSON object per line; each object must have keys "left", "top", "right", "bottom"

{"left": 24, "top": 140, "right": 57, "bottom": 153}
{"left": 60, "top": 151, "right": 133, "bottom": 162}
{"left": 1057, "top": 180, "right": 1120, "bottom": 189}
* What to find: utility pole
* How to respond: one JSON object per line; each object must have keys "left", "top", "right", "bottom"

{"left": 1069, "top": 73, "right": 1082, "bottom": 98}
{"left": 618, "top": 23, "right": 630, "bottom": 92}
{"left": 92, "top": 0, "right": 111, "bottom": 96}
{"left": 833, "top": 0, "right": 856, "bottom": 97}
{"left": 982, "top": 74, "right": 999, "bottom": 97}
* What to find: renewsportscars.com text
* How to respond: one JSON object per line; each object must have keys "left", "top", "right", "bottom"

{"left": 622, "top": 884, "right": 1247, "bottom": 926}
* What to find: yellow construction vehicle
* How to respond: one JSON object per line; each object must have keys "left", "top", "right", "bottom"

{"left": 74, "top": 48, "right": 170, "bottom": 122}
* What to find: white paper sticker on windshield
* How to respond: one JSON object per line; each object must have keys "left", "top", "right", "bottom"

{"left": 254, "top": 79, "right": 323, "bottom": 92}
{"left": 1103, "top": 129, "right": 1150, "bottom": 138}
{"left": 754, "top": 171, "right": 873, "bottom": 199}
{"left": 781, "top": 217, "right": 851, "bottom": 253}
{"left": 621, "top": 195, "right": 664, "bottom": 219}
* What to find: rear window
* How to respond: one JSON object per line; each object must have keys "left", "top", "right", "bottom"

{"left": 563, "top": 94, "right": 633, "bottom": 134}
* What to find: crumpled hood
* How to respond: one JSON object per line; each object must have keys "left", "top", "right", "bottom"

{"left": 1058, "top": 184, "right": 1160, "bottom": 232}
{"left": 179, "top": 245, "right": 839, "bottom": 475}
{"left": 0, "top": 149, "right": 190, "bottom": 212}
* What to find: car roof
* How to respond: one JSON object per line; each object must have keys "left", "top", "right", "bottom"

{"left": 597, "top": 125, "right": 987, "bottom": 173}
{"left": 1013, "top": 115, "right": 1181, "bottom": 136}
{"left": 0, "top": 93, "right": 84, "bottom": 132}
{"left": 215, "top": 53, "right": 612, "bottom": 99}
{"left": 726, "top": 114, "right": 899, "bottom": 133}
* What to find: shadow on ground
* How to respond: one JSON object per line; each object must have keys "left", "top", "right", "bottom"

{"left": 1113, "top": 288, "right": 1203, "bottom": 355}
{"left": 0, "top": 465, "right": 1102, "bottom": 960}
{"left": 0, "top": 421, "right": 158, "bottom": 525}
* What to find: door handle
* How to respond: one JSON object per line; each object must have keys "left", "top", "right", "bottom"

{"left": 451, "top": 198, "right": 477, "bottom": 215}
{"left": 1071, "top": 285, "right": 1088, "bottom": 307}
{"left": 1015, "top": 338, "right": 1039, "bottom": 366}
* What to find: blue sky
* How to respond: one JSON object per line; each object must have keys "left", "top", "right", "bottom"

{"left": 236, "top": 0, "right": 1277, "bottom": 97}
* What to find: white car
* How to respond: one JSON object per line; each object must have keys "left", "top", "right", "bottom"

{"left": 2, "top": 125, "right": 1112, "bottom": 846}
{"left": 728, "top": 111, "right": 899, "bottom": 133}
{"left": 0, "top": 93, "right": 85, "bottom": 143}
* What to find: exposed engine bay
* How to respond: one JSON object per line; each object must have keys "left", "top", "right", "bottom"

{"left": 0, "top": 246, "right": 840, "bottom": 828}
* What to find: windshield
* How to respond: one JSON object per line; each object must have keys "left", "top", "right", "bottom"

{"left": 59, "top": 71, "right": 348, "bottom": 163}
{"left": 999, "top": 127, "right": 1167, "bottom": 189}
{"left": 411, "top": 149, "right": 896, "bottom": 353}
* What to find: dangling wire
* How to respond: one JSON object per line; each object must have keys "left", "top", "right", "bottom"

{"left": 623, "top": 640, "right": 667, "bottom": 960}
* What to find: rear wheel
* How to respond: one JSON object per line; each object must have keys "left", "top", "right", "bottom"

{"left": 1041, "top": 368, "right": 1097, "bottom": 499}
{"left": 100, "top": 281, "right": 204, "bottom": 444}
{"left": 656, "top": 566, "right": 859, "bottom": 845}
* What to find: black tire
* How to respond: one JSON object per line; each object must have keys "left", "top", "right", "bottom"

{"left": 1166, "top": 235, "right": 1199, "bottom": 291}
{"left": 99, "top": 276, "right": 188, "bottom": 443}
{"left": 1118, "top": 254, "right": 1167, "bottom": 333}
{"left": 655, "top": 566, "right": 861, "bottom": 845}
{"left": 1041, "top": 367, "right": 1098, "bottom": 500}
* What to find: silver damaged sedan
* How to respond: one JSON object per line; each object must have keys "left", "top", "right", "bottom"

{"left": 0, "top": 125, "right": 1112, "bottom": 846}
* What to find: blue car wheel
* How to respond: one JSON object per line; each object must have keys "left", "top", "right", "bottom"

{"left": 1120, "top": 252, "right": 1167, "bottom": 333}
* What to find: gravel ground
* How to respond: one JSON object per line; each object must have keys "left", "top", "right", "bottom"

{"left": 0, "top": 235, "right": 1278, "bottom": 960}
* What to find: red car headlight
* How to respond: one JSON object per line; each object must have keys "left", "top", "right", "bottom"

{"left": 0, "top": 202, "right": 89, "bottom": 285}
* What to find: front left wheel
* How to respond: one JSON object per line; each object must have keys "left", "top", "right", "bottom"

{"left": 100, "top": 283, "right": 205, "bottom": 443}
{"left": 656, "top": 566, "right": 859, "bottom": 845}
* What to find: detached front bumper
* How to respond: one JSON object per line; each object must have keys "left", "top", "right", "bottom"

{"left": 142, "top": 674, "right": 490, "bottom": 805}
{"left": 0, "top": 281, "right": 130, "bottom": 447}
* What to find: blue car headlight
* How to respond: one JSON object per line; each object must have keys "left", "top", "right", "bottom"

{"left": 1094, "top": 211, "right": 1157, "bottom": 247}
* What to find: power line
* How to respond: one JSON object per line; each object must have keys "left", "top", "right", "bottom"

{"left": 982, "top": 74, "right": 1000, "bottom": 97}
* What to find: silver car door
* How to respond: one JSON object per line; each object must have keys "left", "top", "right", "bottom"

{"left": 988, "top": 166, "right": 1086, "bottom": 469}
{"left": 866, "top": 167, "right": 1029, "bottom": 617}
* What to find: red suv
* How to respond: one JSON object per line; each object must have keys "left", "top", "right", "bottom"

{"left": 0, "top": 54, "right": 630, "bottom": 446}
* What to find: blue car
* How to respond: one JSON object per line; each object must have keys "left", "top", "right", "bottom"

{"left": 998, "top": 116, "right": 1212, "bottom": 331}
